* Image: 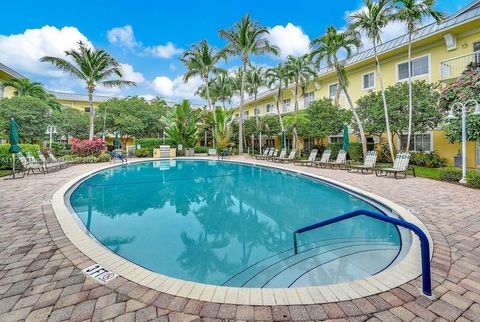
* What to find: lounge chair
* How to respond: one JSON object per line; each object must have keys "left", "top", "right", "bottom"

{"left": 46, "top": 151, "right": 70, "bottom": 167}
{"left": 293, "top": 149, "right": 318, "bottom": 166}
{"left": 252, "top": 148, "right": 270, "bottom": 160}
{"left": 36, "top": 151, "right": 60, "bottom": 173}
{"left": 17, "top": 152, "right": 44, "bottom": 175}
{"left": 111, "top": 151, "right": 128, "bottom": 164}
{"left": 255, "top": 148, "right": 276, "bottom": 160}
{"left": 313, "top": 150, "right": 332, "bottom": 168}
{"left": 322, "top": 150, "right": 347, "bottom": 169}
{"left": 375, "top": 152, "right": 415, "bottom": 179}
{"left": 348, "top": 151, "right": 378, "bottom": 174}
{"left": 271, "top": 150, "right": 296, "bottom": 163}
{"left": 268, "top": 148, "right": 286, "bottom": 161}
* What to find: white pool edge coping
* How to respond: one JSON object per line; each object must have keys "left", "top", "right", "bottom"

{"left": 51, "top": 157, "right": 433, "bottom": 305}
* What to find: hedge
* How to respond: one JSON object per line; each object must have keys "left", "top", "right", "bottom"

{"left": 136, "top": 138, "right": 174, "bottom": 149}
{"left": 348, "top": 143, "right": 363, "bottom": 162}
{"left": 440, "top": 167, "right": 480, "bottom": 189}
{"left": 0, "top": 144, "right": 41, "bottom": 169}
{"left": 410, "top": 151, "right": 447, "bottom": 168}
{"left": 194, "top": 146, "right": 209, "bottom": 154}
{"left": 135, "top": 148, "right": 152, "bottom": 158}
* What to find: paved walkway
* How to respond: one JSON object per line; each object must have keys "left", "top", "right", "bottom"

{"left": 0, "top": 158, "right": 479, "bottom": 321}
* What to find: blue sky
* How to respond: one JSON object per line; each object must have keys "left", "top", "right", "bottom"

{"left": 0, "top": 0, "right": 472, "bottom": 103}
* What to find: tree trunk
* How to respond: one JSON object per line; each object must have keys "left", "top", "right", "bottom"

{"left": 344, "top": 86, "right": 367, "bottom": 159}
{"left": 205, "top": 76, "right": 216, "bottom": 148}
{"left": 88, "top": 89, "right": 94, "bottom": 140}
{"left": 294, "top": 80, "right": 299, "bottom": 113}
{"left": 334, "top": 81, "right": 341, "bottom": 107}
{"left": 406, "top": 32, "right": 413, "bottom": 152}
{"left": 238, "top": 62, "right": 246, "bottom": 154}
{"left": 275, "top": 88, "right": 285, "bottom": 148}
{"left": 374, "top": 41, "right": 395, "bottom": 161}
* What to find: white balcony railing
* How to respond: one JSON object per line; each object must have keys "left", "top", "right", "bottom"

{"left": 440, "top": 51, "right": 480, "bottom": 80}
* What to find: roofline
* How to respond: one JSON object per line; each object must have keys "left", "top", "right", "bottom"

{"left": 0, "top": 63, "right": 25, "bottom": 80}
{"left": 236, "top": 2, "right": 480, "bottom": 107}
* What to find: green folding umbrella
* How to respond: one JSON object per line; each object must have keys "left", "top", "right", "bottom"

{"left": 9, "top": 118, "right": 21, "bottom": 178}
{"left": 114, "top": 132, "right": 120, "bottom": 149}
{"left": 342, "top": 124, "right": 350, "bottom": 152}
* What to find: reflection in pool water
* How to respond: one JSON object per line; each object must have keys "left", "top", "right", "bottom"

{"left": 69, "top": 160, "right": 401, "bottom": 287}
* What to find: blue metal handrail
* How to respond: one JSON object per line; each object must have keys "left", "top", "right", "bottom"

{"left": 293, "top": 209, "right": 432, "bottom": 296}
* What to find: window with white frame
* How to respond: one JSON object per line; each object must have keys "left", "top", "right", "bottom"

{"left": 400, "top": 133, "right": 432, "bottom": 152}
{"left": 282, "top": 99, "right": 291, "bottom": 113}
{"left": 329, "top": 136, "right": 343, "bottom": 144}
{"left": 362, "top": 72, "right": 375, "bottom": 90}
{"left": 254, "top": 107, "right": 261, "bottom": 116}
{"left": 328, "top": 84, "right": 338, "bottom": 98}
{"left": 397, "top": 56, "right": 429, "bottom": 81}
{"left": 303, "top": 92, "right": 315, "bottom": 108}
{"left": 243, "top": 111, "right": 249, "bottom": 119}
{"left": 303, "top": 138, "right": 314, "bottom": 150}
{"left": 266, "top": 103, "right": 274, "bottom": 114}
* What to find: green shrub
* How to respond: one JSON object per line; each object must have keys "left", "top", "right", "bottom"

{"left": 56, "top": 149, "right": 73, "bottom": 156}
{"left": 467, "top": 171, "right": 480, "bottom": 189}
{"left": 440, "top": 167, "right": 463, "bottom": 182}
{"left": 348, "top": 143, "right": 363, "bottom": 161}
{"left": 96, "top": 153, "right": 111, "bottom": 162}
{"left": 410, "top": 151, "right": 447, "bottom": 168}
{"left": 194, "top": 146, "right": 209, "bottom": 154}
{"left": 136, "top": 138, "right": 174, "bottom": 149}
{"left": 78, "top": 156, "right": 98, "bottom": 163}
{"left": 135, "top": 148, "right": 152, "bottom": 158}
{"left": 0, "top": 144, "right": 41, "bottom": 169}
{"left": 327, "top": 143, "right": 343, "bottom": 159}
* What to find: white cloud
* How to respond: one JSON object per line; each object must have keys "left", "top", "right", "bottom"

{"left": 145, "top": 42, "right": 183, "bottom": 58}
{"left": 107, "top": 25, "right": 138, "bottom": 48}
{"left": 0, "top": 25, "right": 93, "bottom": 77}
{"left": 107, "top": 25, "right": 182, "bottom": 58}
{"left": 267, "top": 23, "right": 311, "bottom": 60}
{"left": 140, "top": 94, "right": 156, "bottom": 101}
{"left": 151, "top": 75, "right": 203, "bottom": 100}
{"left": 120, "top": 63, "right": 145, "bottom": 83}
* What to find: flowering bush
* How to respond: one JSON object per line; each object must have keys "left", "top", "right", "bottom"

{"left": 71, "top": 138, "right": 106, "bottom": 156}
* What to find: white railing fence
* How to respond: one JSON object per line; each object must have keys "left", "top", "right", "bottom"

{"left": 440, "top": 51, "right": 480, "bottom": 80}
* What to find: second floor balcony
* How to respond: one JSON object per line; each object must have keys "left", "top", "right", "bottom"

{"left": 440, "top": 51, "right": 480, "bottom": 81}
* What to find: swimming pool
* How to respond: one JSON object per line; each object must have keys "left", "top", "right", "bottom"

{"left": 67, "top": 159, "right": 404, "bottom": 288}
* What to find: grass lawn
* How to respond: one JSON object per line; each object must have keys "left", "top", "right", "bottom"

{"left": 377, "top": 163, "right": 442, "bottom": 180}
{"left": 0, "top": 169, "right": 12, "bottom": 177}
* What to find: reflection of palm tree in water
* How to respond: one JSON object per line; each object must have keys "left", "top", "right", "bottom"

{"left": 177, "top": 232, "right": 235, "bottom": 281}
{"left": 100, "top": 236, "right": 136, "bottom": 253}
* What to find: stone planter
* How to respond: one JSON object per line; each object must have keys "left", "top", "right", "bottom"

{"left": 185, "top": 148, "right": 195, "bottom": 157}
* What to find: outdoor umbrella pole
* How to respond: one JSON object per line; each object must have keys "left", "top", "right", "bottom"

{"left": 12, "top": 154, "right": 15, "bottom": 179}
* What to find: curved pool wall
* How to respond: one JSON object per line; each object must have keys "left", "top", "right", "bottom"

{"left": 53, "top": 158, "right": 431, "bottom": 305}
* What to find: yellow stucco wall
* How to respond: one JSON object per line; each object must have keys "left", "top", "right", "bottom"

{"left": 237, "top": 18, "right": 480, "bottom": 167}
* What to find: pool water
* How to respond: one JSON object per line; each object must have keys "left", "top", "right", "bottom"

{"left": 68, "top": 160, "right": 402, "bottom": 288}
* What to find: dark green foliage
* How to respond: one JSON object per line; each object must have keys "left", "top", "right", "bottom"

{"left": 410, "top": 151, "right": 447, "bottom": 168}
{"left": 0, "top": 144, "right": 41, "bottom": 169}
{"left": 348, "top": 143, "right": 364, "bottom": 161}
{"left": 136, "top": 138, "right": 163, "bottom": 149}
{"left": 52, "top": 108, "right": 89, "bottom": 140}
{"left": 327, "top": 143, "right": 343, "bottom": 159}
{"left": 302, "top": 98, "right": 351, "bottom": 140}
{"left": 466, "top": 171, "right": 480, "bottom": 189}
{"left": 194, "top": 146, "right": 209, "bottom": 153}
{"left": 439, "top": 167, "right": 462, "bottom": 182}
{"left": 135, "top": 148, "right": 152, "bottom": 158}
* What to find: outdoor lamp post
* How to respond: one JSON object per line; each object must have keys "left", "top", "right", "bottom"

{"left": 45, "top": 125, "right": 57, "bottom": 149}
{"left": 446, "top": 99, "right": 480, "bottom": 183}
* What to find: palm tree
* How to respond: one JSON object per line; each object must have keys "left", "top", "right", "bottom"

{"left": 284, "top": 112, "right": 310, "bottom": 153}
{"left": 4, "top": 78, "right": 62, "bottom": 111}
{"left": 219, "top": 15, "right": 279, "bottom": 154}
{"left": 349, "top": 0, "right": 395, "bottom": 161}
{"left": 265, "top": 64, "right": 290, "bottom": 148}
{"left": 180, "top": 40, "right": 226, "bottom": 133}
{"left": 41, "top": 41, "right": 135, "bottom": 139}
{"left": 211, "top": 73, "right": 235, "bottom": 110}
{"left": 214, "top": 107, "right": 234, "bottom": 151}
{"left": 310, "top": 26, "right": 368, "bottom": 158}
{"left": 246, "top": 65, "right": 265, "bottom": 117}
{"left": 284, "top": 55, "right": 316, "bottom": 113}
{"left": 396, "top": 0, "right": 444, "bottom": 151}
{"left": 162, "top": 100, "right": 202, "bottom": 149}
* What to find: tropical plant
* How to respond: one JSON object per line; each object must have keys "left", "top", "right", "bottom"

{"left": 4, "top": 78, "right": 61, "bottom": 111}
{"left": 214, "top": 107, "right": 234, "bottom": 151}
{"left": 162, "top": 100, "right": 202, "bottom": 149}
{"left": 246, "top": 64, "right": 265, "bottom": 117}
{"left": 310, "top": 25, "right": 368, "bottom": 158}
{"left": 265, "top": 64, "right": 290, "bottom": 147}
{"left": 284, "top": 112, "right": 310, "bottom": 152}
{"left": 284, "top": 55, "right": 316, "bottom": 112}
{"left": 52, "top": 107, "right": 89, "bottom": 141}
{"left": 219, "top": 15, "right": 280, "bottom": 154}
{"left": 395, "top": 0, "right": 444, "bottom": 151}
{"left": 180, "top": 40, "right": 226, "bottom": 131}
{"left": 71, "top": 137, "right": 106, "bottom": 156}
{"left": 211, "top": 73, "right": 235, "bottom": 109}
{"left": 41, "top": 41, "right": 135, "bottom": 139}
{"left": 349, "top": 0, "right": 395, "bottom": 161}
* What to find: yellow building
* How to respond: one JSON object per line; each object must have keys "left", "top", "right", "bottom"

{"left": 234, "top": 1, "right": 480, "bottom": 168}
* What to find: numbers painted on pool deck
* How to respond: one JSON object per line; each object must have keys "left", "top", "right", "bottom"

{"left": 83, "top": 264, "right": 118, "bottom": 284}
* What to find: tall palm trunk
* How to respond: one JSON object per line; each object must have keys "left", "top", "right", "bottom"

{"left": 373, "top": 40, "right": 395, "bottom": 161}
{"left": 88, "top": 89, "right": 94, "bottom": 140}
{"left": 343, "top": 87, "right": 367, "bottom": 158}
{"left": 238, "top": 62, "right": 247, "bottom": 154}
{"left": 204, "top": 76, "right": 216, "bottom": 148}
{"left": 275, "top": 88, "right": 285, "bottom": 148}
{"left": 406, "top": 31, "right": 413, "bottom": 152}
{"left": 294, "top": 80, "right": 299, "bottom": 113}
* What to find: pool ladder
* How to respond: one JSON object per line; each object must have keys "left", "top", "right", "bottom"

{"left": 293, "top": 209, "right": 432, "bottom": 296}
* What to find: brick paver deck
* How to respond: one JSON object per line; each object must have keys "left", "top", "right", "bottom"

{"left": 1, "top": 158, "right": 479, "bottom": 321}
